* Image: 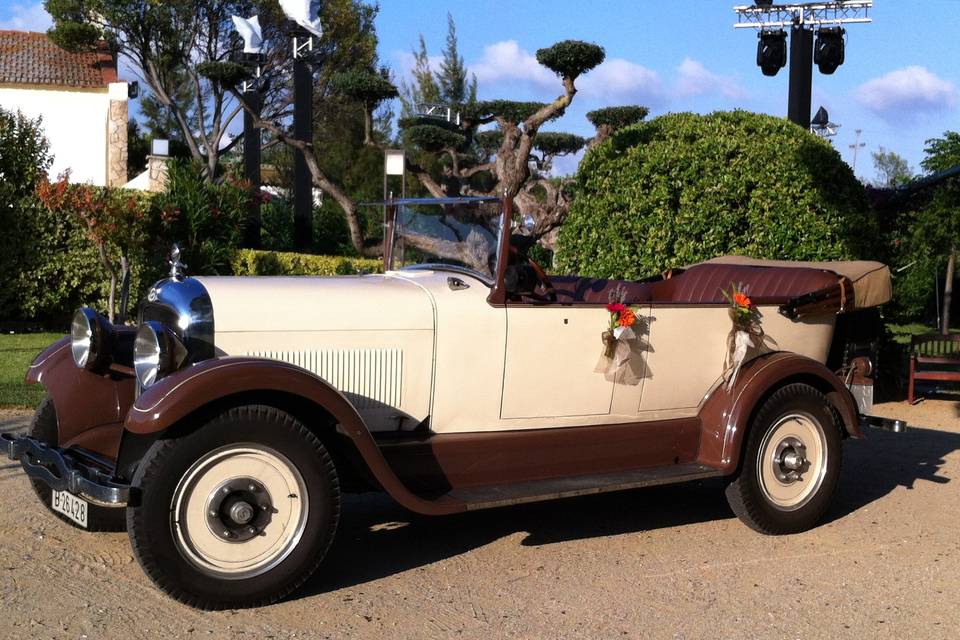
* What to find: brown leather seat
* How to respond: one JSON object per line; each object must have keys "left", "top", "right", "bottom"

{"left": 548, "top": 263, "right": 839, "bottom": 306}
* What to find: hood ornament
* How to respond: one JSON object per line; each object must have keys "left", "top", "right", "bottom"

{"left": 169, "top": 244, "right": 188, "bottom": 280}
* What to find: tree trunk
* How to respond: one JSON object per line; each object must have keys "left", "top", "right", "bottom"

{"left": 96, "top": 242, "right": 117, "bottom": 323}
{"left": 943, "top": 246, "right": 955, "bottom": 335}
{"left": 118, "top": 256, "right": 131, "bottom": 324}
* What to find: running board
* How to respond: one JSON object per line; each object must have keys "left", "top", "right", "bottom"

{"left": 449, "top": 464, "right": 722, "bottom": 511}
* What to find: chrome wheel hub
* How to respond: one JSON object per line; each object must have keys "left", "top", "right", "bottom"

{"left": 772, "top": 437, "right": 808, "bottom": 482}
{"left": 205, "top": 477, "right": 274, "bottom": 543}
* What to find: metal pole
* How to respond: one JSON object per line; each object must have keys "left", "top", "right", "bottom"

{"left": 849, "top": 129, "right": 866, "bottom": 173}
{"left": 293, "top": 56, "right": 313, "bottom": 250}
{"left": 787, "top": 25, "right": 814, "bottom": 128}
{"left": 243, "top": 88, "right": 262, "bottom": 248}
{"left": 943, "top": 247, "right": 956, "bottom": 335}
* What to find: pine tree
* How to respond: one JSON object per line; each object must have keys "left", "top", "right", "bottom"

{"left": 436, "top": 13, "right": 475, "bottom": 106}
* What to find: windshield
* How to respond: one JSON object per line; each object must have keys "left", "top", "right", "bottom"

{"left": 388, "top": 201, "right": 503, "bottom": 282}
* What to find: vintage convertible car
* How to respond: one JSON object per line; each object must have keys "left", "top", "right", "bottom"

{"left": 2, "top": 197, "right": 904, "bottom": 609}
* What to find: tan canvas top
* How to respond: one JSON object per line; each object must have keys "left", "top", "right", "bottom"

{"left": 698, "top": 256, "right": 893, "bottom": 309}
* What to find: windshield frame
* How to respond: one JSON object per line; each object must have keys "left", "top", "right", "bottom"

{"left": 384, "top": 199, "right": 507, "bottom": 287}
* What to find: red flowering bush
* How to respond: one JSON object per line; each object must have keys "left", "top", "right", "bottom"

{"left": 36, "top": 172, "right": 158, "bottom": 321}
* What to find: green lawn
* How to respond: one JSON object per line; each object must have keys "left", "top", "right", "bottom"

{"left": 0, "top": 333, "right": 63, "bottom": 408}
{"left": 887, "top": 322, "right": 959, "bottom": 348}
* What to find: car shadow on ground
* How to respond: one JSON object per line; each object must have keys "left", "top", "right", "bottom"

{"left": 293, "top": 422, "right": 960, "bottom": 602}
{"left": 826, "top": 424, "right": 958, "bottom": 524}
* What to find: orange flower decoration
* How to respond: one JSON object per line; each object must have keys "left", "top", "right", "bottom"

{"left": 733, "top": 292, "right": 752, "bottom": 308}
{"left": 619, "top": 308, "right": 636, "bottom": 327}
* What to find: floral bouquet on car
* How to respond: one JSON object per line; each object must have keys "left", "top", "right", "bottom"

{"left": 595, "top": 285, "right": 642, "bottom": 376}
{"left": 721, "top": 283, "right": 764, "bottom": 390}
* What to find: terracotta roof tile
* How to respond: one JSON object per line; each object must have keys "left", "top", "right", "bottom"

{"left": 0, "top": 30, "right": 117, "bottom": 88}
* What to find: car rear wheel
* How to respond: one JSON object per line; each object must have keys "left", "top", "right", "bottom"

{"left": 724, "top": 384, "right": 842, "bottom": 534}
{"left": 29, "top": 396, "right": 126, "bottom": 532}
{"left": 127, "top": 405, "right": 339, "bottom": 609}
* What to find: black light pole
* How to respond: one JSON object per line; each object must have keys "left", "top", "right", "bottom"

{"left": 243, "top": 87, "right": 262, "bottom": 248}
{"left": 735, "top": 2, "right": 873, "bottom": 129}
{"left": 289, "top": 28, "right": 315, "bottom": 251}
{"left": 292, "top": 54, "right": 313, "bottom": 250}
{"left": 787, "top": 25, "right": 814, "bottom": 128}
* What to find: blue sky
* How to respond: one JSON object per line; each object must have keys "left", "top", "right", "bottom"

{"left": 3, "top": 1, "right": 958, "bottom": 181}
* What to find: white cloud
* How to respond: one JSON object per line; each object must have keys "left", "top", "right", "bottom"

{"left": 470, "top": 40, "right": 556, "bottom": 89}
{"left": 855, "top": 66, "right": 958, "bottom": 122}
{"left": 674, "top": 58, "right": 745, "bottom": 100}
{"left": 578, "top": 58, "right": 664, "bottom": 104}
{"left": 470, "top": 40, "right": 664, "bottom": 105}
{"left": 0, "top": 2, "right": 52, "bottom": 31}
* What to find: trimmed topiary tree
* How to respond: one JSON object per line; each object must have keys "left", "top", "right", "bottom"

{"left": 556, "top": 110, "right": 876, "bottom": 279}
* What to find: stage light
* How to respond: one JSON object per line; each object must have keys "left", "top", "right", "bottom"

{"left": 755, "top": 0, "right": 774, "bottom": 7}
{"left": 757, "top": 29, "right": 788, "bottom": 77}
{"left": 815, "top": 27, "right": 846, "bottom": 75}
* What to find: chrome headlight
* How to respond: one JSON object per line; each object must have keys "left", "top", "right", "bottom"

{"left": 71, "top": 308, "right": 111, "bottom": 370}
{"left": 134, "top": 321, "right": 187, "bottom": 388}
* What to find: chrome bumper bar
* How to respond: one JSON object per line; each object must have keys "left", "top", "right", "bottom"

{"left": 860, "top": 415, "right": 908, "bottom": 434}
{"left": 1, "top": 433, "right": 129, "bottom": 504}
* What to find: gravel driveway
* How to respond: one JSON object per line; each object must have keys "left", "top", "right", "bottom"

{"left": 1, "top": 399, "right": 957, "bottom": 640}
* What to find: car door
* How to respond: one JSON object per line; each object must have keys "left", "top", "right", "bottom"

{"left": 500, "top": 306, "right": 619, "bottom": 420}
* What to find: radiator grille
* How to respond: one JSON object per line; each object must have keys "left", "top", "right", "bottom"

{"left": 247, "top": 348, "right": 403, "bottom": 409}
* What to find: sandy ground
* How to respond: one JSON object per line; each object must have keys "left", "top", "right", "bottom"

{"left": 0, "top": 399, "right": 958, "bottom": 640}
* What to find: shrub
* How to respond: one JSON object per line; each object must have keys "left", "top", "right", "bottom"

{"left": 556, "top": 111, "right": 876, "bottom": 279}
{"left": 0, "top": 108, "right": 52, "bottom": 319}
{"left": 232, "top": 249, "right": 383, "bottom": 276}
{"left": 154, "top": 159, "right": 249, "bottom": 275}
{"left": 35, "top": 173, "right": 161, "bottom": 321}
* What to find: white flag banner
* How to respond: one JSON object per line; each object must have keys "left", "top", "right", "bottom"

{"left": 231, "top": 15, "right": 263, "bottom": 54}
{"left": 279, "top": 0, "right": 324, "bottom": 39}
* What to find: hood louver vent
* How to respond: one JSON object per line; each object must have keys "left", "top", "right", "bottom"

{"left": 247, "top": 348, "right": 404, "bottom": 410}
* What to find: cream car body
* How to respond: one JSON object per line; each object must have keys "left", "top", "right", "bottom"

{"left": 203, "top": 272, "right": 836, "bottom": 433}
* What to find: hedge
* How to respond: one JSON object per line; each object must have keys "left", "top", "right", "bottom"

{"left": 232, "top": 249, "right": 384, "bottom": 276}
{"left": 556, "top": 110, "right": 876, "bottom": 280}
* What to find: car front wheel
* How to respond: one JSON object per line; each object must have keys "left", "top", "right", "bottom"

{"left": 127, "top": 405, "right": 339, "bottom": 609}
{"left": 724, "top": 383, "right": 842, "bottom": 535}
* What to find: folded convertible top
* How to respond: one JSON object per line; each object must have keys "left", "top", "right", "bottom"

{"left": 697, "top": 255, "right": 893, "bottom": 315}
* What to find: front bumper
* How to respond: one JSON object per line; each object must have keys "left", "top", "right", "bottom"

{"left": 1, "top": 433, "right": 130, "bottom": 504}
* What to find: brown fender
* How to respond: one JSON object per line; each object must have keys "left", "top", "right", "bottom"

{"left": 697, "top": 351, "right": 861, "bottom": 475}
{"left": 25, "top": 336, "right": 135, "bottom": 459}
{"left": 125, "top": 357, "right": 467, "bottom": 516}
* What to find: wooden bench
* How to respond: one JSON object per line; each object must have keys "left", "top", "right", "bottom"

{"left": 908, "top": 333, "right": 960, "bottom": 402}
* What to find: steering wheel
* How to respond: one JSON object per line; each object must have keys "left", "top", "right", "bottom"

{"left": 508, "top": 243, "right": 557, "bottom": 302}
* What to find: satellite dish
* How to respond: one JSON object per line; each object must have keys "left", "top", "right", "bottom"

{"left": 230, "top": 15, "right": 263, "bottom": 54}
{"left": 278, "top": 0, "right": 323, "bottom": 39}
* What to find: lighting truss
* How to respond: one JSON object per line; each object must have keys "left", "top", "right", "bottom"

{"left": 416, "top": 103, "right": 462, "bottom": 126}
{"left": 733, "top": 2, "right": 872, "bottom": 29}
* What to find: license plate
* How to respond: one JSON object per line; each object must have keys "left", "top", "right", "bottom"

{"left": 51, "top": 490, "right": 88, "bottom": 528}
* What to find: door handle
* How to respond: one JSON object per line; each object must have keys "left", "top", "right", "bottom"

{"left": 447, "top": 277, "right": 469, "bottom": 291}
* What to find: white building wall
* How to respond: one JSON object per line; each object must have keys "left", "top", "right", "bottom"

{"left": 0, "top": 84, "right": 111, "bottom": 186}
